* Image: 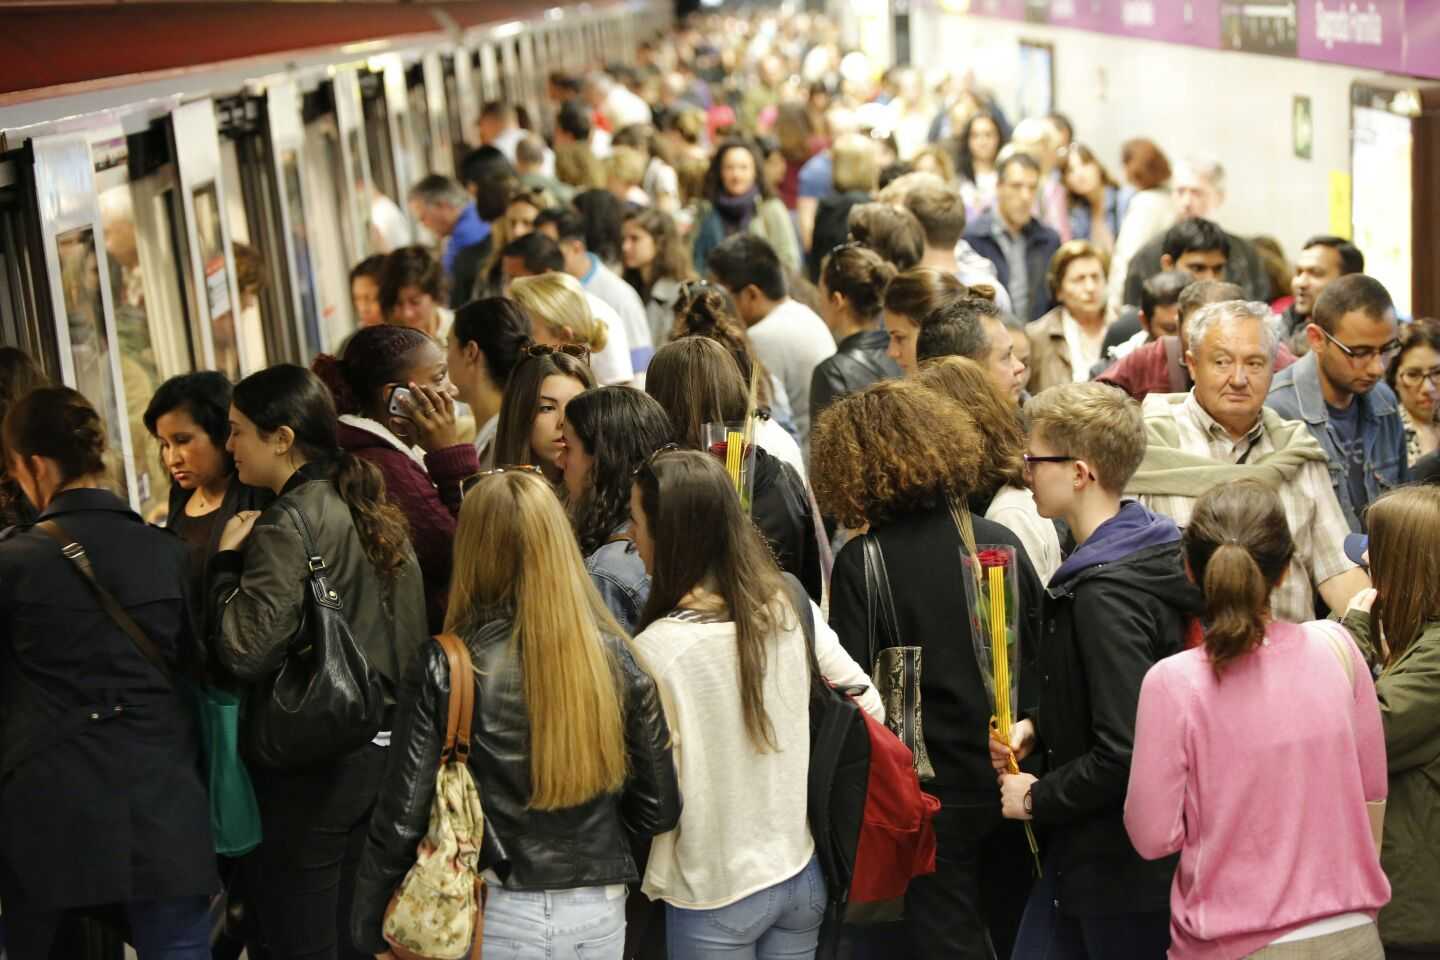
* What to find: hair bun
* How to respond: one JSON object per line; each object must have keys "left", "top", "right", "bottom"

{"left": 310, "top": 353, "right": 358, "bottom": 415}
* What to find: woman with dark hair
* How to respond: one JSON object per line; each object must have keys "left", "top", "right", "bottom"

{"left": 0, "top": 387, "right": 219, "bottom": 958}
{"left": 621, "top": 208, "right": 696, "bottom": 350}
{"left": 954, "top": 110, "right": 1006, "bottom": 217}
{"left": 646, "top": 337, "right": 820, "bottom": 600}
{"left": 311, "top": 324, "right": 477, "bottom": 632}
{"left": 690, "top": 139, "right": 802, "bottom": 276}
{"left": 380, "top": 245, "right": 451, "bottom": 341}
{"left": 448, "top": 297, "right": 534, "bottom": 466}
{"left": 1386, "top": 319, "right": 1440, "bottom": 465}
{"left": 493, "top": 347, "right": 598, "bottom": 482}
{"left": 349, "top": 255, "right": 386, "bottom": 328}
{"left": 882, "top": 267, "right": 970, "bottom": 377}
{"left": 144, "top": 372, "right": 273, "bottom": 629}
{"left": 1062, "top": 143, "right": 1120, "bottom": 254}
{"left": 811, "top": 378, "right": 1043, "bottom": 960}
{"left": 1340, "top": 486, "right": 1440, "bottom": 960}
{"left": 1127, "top": 480, "right": 1389, "bottom": 960}
{"left": 573, "top": 188, "right": 627, "bottom": 266}
{"left": 627, "top": 450, "right": 877, "bottom": 958}
{"left": 810, "top": 244, "right": 900, "bottom": 420}
{"left": 0, "top": 346, "right": 47, "bottom": 526}
{"left": 558, "top": 386, "right": 672, "bottom": 634}
{"left": 211, "top": 364, "right": 427, "bottom": 960}
{"left": 669, "top": 283, "right": 804, "bottom": 474}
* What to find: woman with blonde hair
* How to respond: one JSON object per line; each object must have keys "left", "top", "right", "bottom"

{"left": 916, "top": 356, "right": 1062, "bottom": 580}
{"left": 351, "top": 468, "right": 680, "bottom": 958}
{"left": 509, "top": 271, "right": 631, "bottom": 385}
{"left": 1341, "top": 485, "right": 1440, "bottom": 960}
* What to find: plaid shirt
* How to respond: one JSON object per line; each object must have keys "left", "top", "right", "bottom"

{"left": 1139, "top": 392, "right": 1358, "bottom": 623}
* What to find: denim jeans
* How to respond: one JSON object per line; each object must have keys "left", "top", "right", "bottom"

{"left": 666, "top": 856, "right": 826, "bottom": 959}
{"left": 1011, "top": 856, "right": 1169, "bottom": 960}
{"left": 480, "top": 883, "right": 626, "bottom": 959}
{"left": 3, "top": 896, "right": 212, "bottom": 960}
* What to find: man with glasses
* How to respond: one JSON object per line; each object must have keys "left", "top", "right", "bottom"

{"left": 1267, "top": 274, "right": 1408, "bottom": 532}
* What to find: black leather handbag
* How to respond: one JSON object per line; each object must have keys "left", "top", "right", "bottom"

{"left": 246, "top": 499, "right": 384, "bottom": 769}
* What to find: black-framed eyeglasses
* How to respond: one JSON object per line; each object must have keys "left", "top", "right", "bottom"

{"left": 459, "top": 464, "right": 546, "bottom": 498}
{"left": 524, "top": 342, "right": 591, "bottom": 362}
{"left": 1316, "top": 326, "right": 1402, "bottom": 364}
{"left": 632, "top": 442, "right": 682, "bottom": 479}
{"left": 1022, "top": 454, "right": 1078, "bottom": 466}
{"left": 1397, "top": 366, "right": 1440, "bottom": 388}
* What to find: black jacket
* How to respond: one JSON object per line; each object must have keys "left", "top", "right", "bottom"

{"left": 809, "top": 329, "right": 900, "bottom": 423}
{"left": 0, "top": 489, "right": 218, "bottom": 911}
{"left": 209, "top": 464, "right": 428, "bottom": 705}
{"left": 1121, "top": 229, "right": 1270, "bottom": 307}
{"left": 829, "top": 502, "right": 1044, "bottom": 804}
{"left": 165, "top": 476, "right": 272, "bottom": 654}
{"left": 752, "top": 447, "right": 823, "bottom": 602}
{"left": 1028, "top": 531, "right": 1202, "bottom": 916}
{"left": 349, "top": 618, "right": 681, "bottom": 954}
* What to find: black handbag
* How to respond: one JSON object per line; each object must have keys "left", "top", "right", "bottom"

{"left": 246, "top": 499, "right": 384, "bottom": 769}
{"left": 861, "top": 534, "right": 935, "bottom": 781}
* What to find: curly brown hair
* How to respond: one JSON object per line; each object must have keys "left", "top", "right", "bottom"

{"left": 811, "top": 379, "right": 982, "bottom": 529}
{"left": 916, "top": 356, "right": 1025, "bottom": 497}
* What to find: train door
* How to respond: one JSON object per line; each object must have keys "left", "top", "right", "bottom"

{"left": 517, "top": 32, "right": 543, "bottom": 134}
{"left": 418, "top": 54, "right": 455, "bottom": 179}
{"left": 0, "top": 150, "right": 55, "bottom": 367}
{"left": 26, "top": 133, "right": 141, "bottom": 508}
{"left": 301, "top": 67, "right": 374, "bottom": 348}
{"left": 478, "top": 43, "right": 501, "bottom": 107}
{"left": 444, "top": 48, "right": 479, "bottom": 166}
{"left": 170, "top": 98, "right": 252, "bottom": 382}
{"left": 379, "top": 56, "right": 426, "bottom": 229}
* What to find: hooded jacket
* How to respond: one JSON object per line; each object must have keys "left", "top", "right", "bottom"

{"left": 1028, "top": 500, "right": 1203, "bottom": 916}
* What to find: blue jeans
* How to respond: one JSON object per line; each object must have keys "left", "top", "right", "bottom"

{"left": 1010, "top": 857, "right": 1169, "bottom": 960}
{"left": 667, "top": 856, "right": 826, "bottom": 959}
{"left": 3, "top": 895, "right": 212, "bottom": 959}
{"left": 480, "top": 884, "right": 626, "bottom": 959}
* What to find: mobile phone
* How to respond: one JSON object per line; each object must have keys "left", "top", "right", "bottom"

{"left": 387, "top": 385, "right": 415, "bottom": 420}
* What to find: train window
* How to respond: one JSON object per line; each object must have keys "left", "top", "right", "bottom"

{"left": 56, "top": 226, "right": 131, "bottom": 502}
{"left": 407, "top": 67, "right": 434, "bottom": 180}
{"left": 191, "top": 183, "right": 240, "bottom": 380}
{"left": 280, "top": 151, "right": 322, "bottom": 358}
{"left": 362, "top": 76, "right": 399, "bottom": 204}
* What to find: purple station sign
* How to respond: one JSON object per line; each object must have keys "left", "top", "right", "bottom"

{"left": 1404, "top": 0, "right": 1440, "bottom": 78}
{"left": 1298, "top": 0, "right": 1406, "bottom": 71}
{"left": 1099, "top": 0, "right": 1222, "bottom": 47}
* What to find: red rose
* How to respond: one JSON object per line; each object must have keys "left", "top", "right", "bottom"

{"left": 976, "top": 548, "right": 1012, "bottom": 570}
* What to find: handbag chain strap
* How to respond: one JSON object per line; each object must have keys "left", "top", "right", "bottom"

{"left": 37, "top": 519, "right": 173, "bottom": 686}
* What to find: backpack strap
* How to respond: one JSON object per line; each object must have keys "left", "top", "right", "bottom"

{"left": 1164, "top": 336, "right": 1188, "bottom": 393}
{"left": 36, "top": 519, "right": 172, "bottom": 685}
{"left": 435, "top": 633, "right": 475, "bottom": 764}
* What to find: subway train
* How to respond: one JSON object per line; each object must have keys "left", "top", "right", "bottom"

{"left": 0, "top": 0, "right": 664, "bottom": 523}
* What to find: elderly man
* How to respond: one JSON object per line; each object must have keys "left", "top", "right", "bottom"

{"left": 1118, "top": 158, "right": 1269, "bottom": 306}
{"left": 1267, "top": 274, "right": 1407, "bottom": 531}
{"left": 1127, "top": 300, "right": 1370, "bottom": 622}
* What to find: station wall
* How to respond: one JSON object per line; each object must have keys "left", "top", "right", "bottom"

{"left": 908, "top": 11, "right": 1401, "bottom": 256}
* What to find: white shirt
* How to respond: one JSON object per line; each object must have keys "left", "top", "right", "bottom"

{"left": 582, "top": 259, "right": 653, "bottom": 371}
{"left": 630, "top": 594, "right": 880, "bottom": 909}
{"left": 757, "top": 416, "right": 806, "bottom": 483}
{"left": 370, "top": 193, "right": 412, "bottom": 253}
{"left": 1060, "top": 309, "right": 1107, "bottom": 383}
{"left": 746, "top": 299, "right": 836, "bottom": 452}
{"left": 984, "top": 485, "right": 1063, "bottom": 584}
{"left": 584, "top": 292, "right": 634, "bottom": 386}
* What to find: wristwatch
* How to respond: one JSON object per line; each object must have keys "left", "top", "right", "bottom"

{"left": 1023, "top": 787, "right": 1033, "bottom": 816}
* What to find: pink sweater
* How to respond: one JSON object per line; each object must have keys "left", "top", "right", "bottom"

{"left": 1125, "top": 621, "right": 1390, "bottom": 960}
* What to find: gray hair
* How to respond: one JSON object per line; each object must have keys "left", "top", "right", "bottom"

{"left": 1176, "top": 155, "right": 1226, "bottom": 195}
{"left": 1186, "top": 300, "right": 1278, "bottom": 360}
{"left": 407, "top": 174, "right": 469, "bottom": 210}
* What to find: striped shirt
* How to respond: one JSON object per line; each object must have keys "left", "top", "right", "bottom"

{"left": 1138, "top": 392, "right": 1357, "bottom": 623}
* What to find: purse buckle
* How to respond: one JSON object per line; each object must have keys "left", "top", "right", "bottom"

{"left": 308, "top": 555, "right": 327, "bottom": 573}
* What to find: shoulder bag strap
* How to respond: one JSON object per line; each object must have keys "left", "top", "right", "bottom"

{"left": 434, "top": 633, "right": 466, "bottom": 762}
{"left": 861, "top": 534, "right": 900, "bottom": 667}
{"left": 36, "top": 520, "right": 173, "bottom": 685}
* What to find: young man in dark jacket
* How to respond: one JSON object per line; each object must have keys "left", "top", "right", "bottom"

{"left": 992, "top": 381, "right": 1202, "bottom": 958}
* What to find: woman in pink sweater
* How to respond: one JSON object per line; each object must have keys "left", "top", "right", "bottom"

{"left": 1125, "top": 480, "right": 1390, "bottom": 960}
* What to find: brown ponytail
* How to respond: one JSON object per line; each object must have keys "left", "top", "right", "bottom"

{"left": 1182, "top": 480, "right": 1294, "bottom": 678}
{"left": 331, "top": 452, "right": 412, "bottom": 577}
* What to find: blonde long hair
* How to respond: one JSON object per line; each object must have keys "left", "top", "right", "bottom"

{"left": 444, "top": 469, "right": 628, "bottom": 809}
{"left": 510, "top": 271, "right": 610, "bottom": 354}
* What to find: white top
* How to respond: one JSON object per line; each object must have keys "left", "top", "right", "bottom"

{"left": 1111, "top": 327, "right": 1150, "bottom": 362}
{"left": 643, "top": 157, "right": 679, "bottom": 206}
{"left": 583, "top": 292, "right": 634, "bottom": 386}
{"left": 474, "top": 413, "right": 499, "bottom": 468}
{"left": 746, "top": 299, "right": 836, "bottom": 452}
{"left": 370, "top": 193, "right": 413, "bottom": 253}
{"left": 630, "top": 594, "right": 881, "bottom": 909}
{"left": 582, "top": 260, "right": 654, "bottom": 366}
{"left": 1107, "top": 188, "right": 1174, "bottom": 309}
{"left": 984, "top": 485, "right": 1063, "bottom": 584}
{"left": 757, "top": 416, "right": 806, "bottom": 483}
{"left": 1061, "top": 309, "right": 1107, "bottom": 383}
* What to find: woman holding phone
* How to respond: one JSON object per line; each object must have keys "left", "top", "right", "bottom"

{"left": 312, "top": 324, "right": 479, "bottom": 631}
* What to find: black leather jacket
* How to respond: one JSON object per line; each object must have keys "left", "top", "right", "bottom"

{"left": 350, "top": 617, "right": 681, "bottom": 955}
{"left": 809, "top": 329, "right": 901, "bottom": 422}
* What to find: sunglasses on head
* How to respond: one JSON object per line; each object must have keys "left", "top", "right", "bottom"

{"left": 459, "top": 463, "right": 546, "bottom": 499}
{"left": 632, "top": 442, "right": 682, "bottom": 479}
{"left": 524, "top": 342, "right": 591, "bottom": 361}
